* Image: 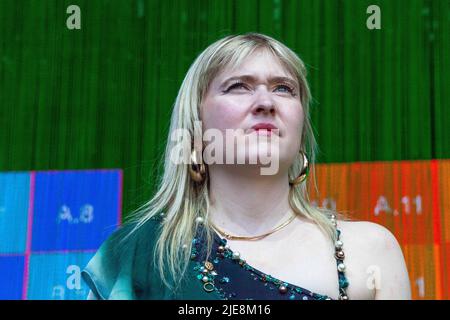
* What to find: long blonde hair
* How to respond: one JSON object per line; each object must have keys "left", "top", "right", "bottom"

{"left": 125, "top": 33, "right": 339, "bottom": 290}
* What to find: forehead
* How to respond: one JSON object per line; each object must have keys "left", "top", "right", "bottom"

{"left": 213, "top": 49, "right": 296, "bottom": 82}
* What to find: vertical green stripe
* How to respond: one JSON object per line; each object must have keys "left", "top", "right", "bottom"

{"left": 0, "top": 0, "right": 448, "bottom": 218}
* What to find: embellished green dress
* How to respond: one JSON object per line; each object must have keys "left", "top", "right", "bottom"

{"left": 82, "top": 218, "right": 349, "bottom": 300}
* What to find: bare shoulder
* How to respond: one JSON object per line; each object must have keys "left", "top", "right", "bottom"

{"left": 337, "top": 220, "right": 399, "bottom": 250}
{"left": 336, "top": 220, "right": 405, "bottom": 271}
{"left": 336, "top": 219, "right": 412, "bottom": 300}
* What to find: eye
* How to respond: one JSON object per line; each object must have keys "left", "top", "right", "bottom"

{"left": 223, "top": 81, "right": 248, "bottom": 93}
{"left": 274, "top": 84, "right": 296, "bottom": 95}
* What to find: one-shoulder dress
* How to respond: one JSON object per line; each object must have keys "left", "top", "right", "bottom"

{"left": 82, "top": 217, "right": 349, "bottom": 300}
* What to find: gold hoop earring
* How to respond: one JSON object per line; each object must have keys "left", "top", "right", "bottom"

{"left": 289, "top": 151, "right": 309, "bottom": 186}
{"left": 189, "top": 149, "right": 206, "bottom": 183}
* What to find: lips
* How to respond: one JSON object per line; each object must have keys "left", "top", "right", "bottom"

{"left": 250, "top": 123, "right": 279, "bottom": 135}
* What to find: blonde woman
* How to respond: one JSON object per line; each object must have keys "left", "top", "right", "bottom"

{"left": 82, "top": 33, "right": 411, "bottom": 300}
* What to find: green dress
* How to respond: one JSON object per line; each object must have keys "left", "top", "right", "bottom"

{"left": 82, "top": 217, "right": 349, "bottom": 300}
{"left": 81, "top": 218, "right": 217, "bottom": 300}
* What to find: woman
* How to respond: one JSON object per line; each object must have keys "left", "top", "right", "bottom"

{"left": 82, "top": 33, "right": 411, "bottom": 300}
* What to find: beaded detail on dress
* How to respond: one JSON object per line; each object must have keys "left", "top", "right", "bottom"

{"left": 190, "top": 214, "right": 350, "bottom": 300}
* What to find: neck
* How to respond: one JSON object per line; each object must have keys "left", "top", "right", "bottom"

{"left": 208, "top": 164, "right": 294, "bottom": 236}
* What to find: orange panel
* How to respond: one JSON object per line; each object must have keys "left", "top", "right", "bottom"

{"left": 307, "top": 159, "right": 449, "bottom": 299}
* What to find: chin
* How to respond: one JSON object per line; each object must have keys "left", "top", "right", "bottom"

{"left": 235, "top": 145, "right": 281, "bottom": 166}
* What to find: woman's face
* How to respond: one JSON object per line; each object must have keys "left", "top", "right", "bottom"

{"left": 200, "top": 49, "right": 304, "bottom": 174}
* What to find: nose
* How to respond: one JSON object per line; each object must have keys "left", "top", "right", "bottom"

{"left": 251, "top": 87, "right": 276, "bottom": 116}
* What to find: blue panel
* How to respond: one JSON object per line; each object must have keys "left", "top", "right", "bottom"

{"left": 0, "top": 255, "right": 25, "bottom": 300}
{"left": 32, "top": 170, "right": 121, "bottom": 251}
{"left": 0, "top": 172, "right": 30, "bottom": 254}
{"left": 27, "top": 252, "right": 94, "bottom": 300}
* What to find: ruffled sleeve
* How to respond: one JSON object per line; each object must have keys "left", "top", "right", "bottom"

{"left": 81, "top": 223, "right": 139, "bottom": 300}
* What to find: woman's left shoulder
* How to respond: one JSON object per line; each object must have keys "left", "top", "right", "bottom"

{"left": 336, "top": 219, "right": 411, "bottom": 299}
{"left": 334, "top": 220, "right": 407, "bottom": 271}
{"left": 337, "top": 219, "right": 400, "bottom": 251}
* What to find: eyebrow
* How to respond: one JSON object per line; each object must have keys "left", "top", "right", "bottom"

{"left": 220, "top": 75, "right": 299, "bottom": 90}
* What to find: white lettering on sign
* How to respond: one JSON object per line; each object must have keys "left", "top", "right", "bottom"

{"left": 79, "top": 204, "right": 94, "bottom": 223}
{"left": 415, "top": 277, "right": 425, "bottom": 298}
{"left": 57, "top": 204, "right": 73, "bottom": 223}
{"left": 374, "top": 196, "right": 392, "bottom": 216}
{"left": 57, "top": 204, "right": 95, "bottom": 224}
{"left": 374, "top": 195, "right": 423, "bottom": 216}
{"left": 52, "top": 285, "right": 65, "bottom": 300}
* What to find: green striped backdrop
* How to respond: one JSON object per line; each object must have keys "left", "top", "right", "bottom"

{"left": 0, "top": 0, "right": 448, "bottom": 220}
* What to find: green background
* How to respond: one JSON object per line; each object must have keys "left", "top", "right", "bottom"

{"left": 0, "top": 0, "right": 448, "bottom": 220}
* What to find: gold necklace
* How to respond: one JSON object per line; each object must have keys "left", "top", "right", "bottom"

{"left": 210, "top": 214, "right": 296, "bottom": 241}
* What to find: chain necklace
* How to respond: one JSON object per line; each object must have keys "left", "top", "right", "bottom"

{"left": 210, "top": 214, "right": 296, "bottom": 241}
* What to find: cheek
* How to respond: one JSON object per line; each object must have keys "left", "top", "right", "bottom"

{"left": 202, "top": 97, "right": 245, "bottom": 131}
{"left": 283, "top": 104, "right": 304, "bottom": 145}
{"left": 285, "top": 102, "right": 304, "bottom": 128}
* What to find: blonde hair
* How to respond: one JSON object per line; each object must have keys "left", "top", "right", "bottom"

{"left": 125, "top": 33, "right": 340, "bottom": 290}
